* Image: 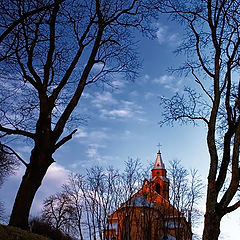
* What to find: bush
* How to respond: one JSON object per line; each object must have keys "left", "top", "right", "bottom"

{"left": 30, "top": 218, "right": 74, "bottom": 240}
{"left": 0, "top": 224, "right": 50, "bottom": 240}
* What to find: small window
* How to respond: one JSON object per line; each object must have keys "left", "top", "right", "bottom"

{"left": 156, "top": 183, "right": 160, "bottom": 194}
{"left": 157, "top": 171, "right": 159, "bottom": 175}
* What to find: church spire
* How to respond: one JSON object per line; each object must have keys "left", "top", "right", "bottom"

{"left": 152, "top": 151, "right": 167, "bottom": 178}
{"left": 153, "top": 150, "right": 165, "bottom": 170}
{"left": 151, "top": 150, "right": 169, "bottom": 201}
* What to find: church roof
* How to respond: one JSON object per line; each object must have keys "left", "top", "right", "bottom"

{"left": 128, "top": 194, "right": 155, "bottom": 207}
{"left": 151, "top": 175, "right": 169, "bottom": 183}
{"left": 160, "top": 234, "right": 176, "bottom": 240}
{"left": 153, "top": 150, "right": 165, "bottom": 169}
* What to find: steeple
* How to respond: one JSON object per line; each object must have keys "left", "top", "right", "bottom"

{"left": 151, "top": 151, "right": 169, "bottom": 201}
{"left": 153, "top": 150, "right": 165, "bottom": 169}
{"left": 152, "top": 151, "right": 166, "bottom": 178}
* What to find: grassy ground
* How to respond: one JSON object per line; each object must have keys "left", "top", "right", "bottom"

{"left": 0, "top": 224, "right": 51, "bottom": 240}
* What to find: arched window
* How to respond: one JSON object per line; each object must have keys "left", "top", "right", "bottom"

{"left": 156, "top": 183, "right": 160, "bottom": 194}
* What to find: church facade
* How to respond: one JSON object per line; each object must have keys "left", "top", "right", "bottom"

{"left": 105, "top": 151, "right": 192, "bottom": 240}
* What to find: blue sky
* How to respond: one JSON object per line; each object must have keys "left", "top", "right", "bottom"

{"left": 1, "top": 15, "right": 240, "bottom": 239}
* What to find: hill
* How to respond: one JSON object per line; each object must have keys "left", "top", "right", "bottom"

{"left": 0, "top": 224, "right": 50, "bottom": 240}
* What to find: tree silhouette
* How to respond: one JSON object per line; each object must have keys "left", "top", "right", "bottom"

{"left": 159, "top": 1, "right": 240, "bottom": 239}
{"left": 0, "top": 0, "right": 162, "bottom": 229}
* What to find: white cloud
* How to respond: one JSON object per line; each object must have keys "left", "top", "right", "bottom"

{"left": 89, "top": 130, "right": 109, "bottom": 140}
{"left": 44, "top": 163, "right": 69, "bottom": 185}
{"left": 0, "top": 163, "right": 70, "bottom": 216}
{"left": 153, "top": 74, "right": 174, "bottom": 84}
{"left": 156, "top": 24, "right": 180, "bottom": 46}
{"left": 85, "top": 144, "right": 109, "bottom": 165}
{"left": 91, "top": 91, "right": 118, "bottom": 108}
{"left": 87, "top": 147, "right": 97, "bottom": 158}
{"left": 144, "top": 92, "right": 154, "bottom": 100}
{"left": 129, "top": 90, "right": 139, "bottom": 97}
{"left": 92, "top": 62, "right": 104, "bottom": 71}
{"left": 74, "top": 128, "right": 110, "bottom": 146}
{"left": 156, "top": 26, "right": 166, "bottom": 44}
{"left": 31, "top": 163, "right": 70, "bottom": 214}
{"left": 82, "top": 92, "right": 91, "bottom": 98}
{"left": 99, "top": 100, "right": 144, "bottom": 121}
{"left": 153, "top": 74, "right": 182, "bottom": 92}
{"left": 101, "top": 109, "right": 131, "bottom": 118}
{"left": 168, "top": 33, "right": 178, "bottom": 42}
{"left": 17, "top": 145, "right": 32, "bottom": 153}
{"left": 74, "top": 128, "right": 88, "bottom": 138}
{"left": 111, "top": 80, "right": 125, "bottom": 89}
{"left": 144, "top": 74, "right": 150, "bottom": 80}
{"left": 124, "top": 130, "right": 132, "bottom": 137}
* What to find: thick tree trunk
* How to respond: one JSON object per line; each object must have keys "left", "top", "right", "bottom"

{"left": 202, "top": 211, "right": 222, "bottom": 240}
{"left": 9, "top": 152, "right": 53, "bottom": 229}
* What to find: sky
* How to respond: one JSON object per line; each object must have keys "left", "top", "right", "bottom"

{"left": 0, "top": 14, "right": 240, "bottom": 240}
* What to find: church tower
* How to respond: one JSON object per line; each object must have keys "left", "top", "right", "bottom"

{"left": 151, "top": 150, "right": 169, "bottom": 201}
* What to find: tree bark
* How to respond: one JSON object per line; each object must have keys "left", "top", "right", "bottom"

{"left": 202, "top": 210, "right": 222, "bottom": 240}
{"left": 9, "top": 150, "right": 53, "bottom": 229}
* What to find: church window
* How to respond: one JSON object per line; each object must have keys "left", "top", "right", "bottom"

{"left": 156, "top": 183, "right": 160, "bottom": 194}
{"left": 157, "top": 171, "right": 159, "bottom": 175}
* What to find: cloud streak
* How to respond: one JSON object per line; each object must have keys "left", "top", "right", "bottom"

{"left": 156, "top": 24, "right": 180, "bottom": 46}
{"left": 99, "top": 100, "right": 144, "bottom": 121}
{"left": 153, "top": 74, "right": 182, "bottom": 92}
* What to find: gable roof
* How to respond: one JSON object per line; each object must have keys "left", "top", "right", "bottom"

{"left": 127, "top": 194, "right": 155, "bottom": 208}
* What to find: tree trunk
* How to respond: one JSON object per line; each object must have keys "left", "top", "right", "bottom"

{"left": 9, "top": 152, "right": 53, "bottom": 229}
{"left": 202, "top": 211, "right": 222, "bottom": 240}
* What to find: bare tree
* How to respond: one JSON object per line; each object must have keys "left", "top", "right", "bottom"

{"left": 40, "top": 157, "right": 201, "bottom": 239}
{"left": 41, "top": 167, "right": 122, "bottom": 240}
{"left": 0, "top": 0, "right": 64, "bottom": 61}
{"left": 168, "top": 159, "right": 203, "bottom": 240}
{"left": 39, "top": 159, "right": 144, "bottom": 240}
{"left": 41, "top": 192, "right": 73, "bottom": 232}
{"left": 0, "top": 143, "right": 19, "bottom": 186}
{"left": 0, "top": 0, "right": 162, "bottom": 229}
{"left": 159, "top": 1, "right": 240, "bottom": 239}
{"left": 0, "top": 143, "right": 19, "bottom": 222}
{"left": 114, "top": 158, "right": 144, "bottom": 240}
{"left": 40, "top": 175, "right": 84, "bottom": 239}
{"left": 62, "top": 173, "right": 86, "bottom": 240}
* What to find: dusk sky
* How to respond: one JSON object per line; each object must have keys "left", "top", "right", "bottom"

{"left": 0, "top": 13, "right": 239, "bottom": 239}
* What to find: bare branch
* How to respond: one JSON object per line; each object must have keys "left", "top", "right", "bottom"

{"left": 54, "top": 129, "right": 77, "bottom": 150}
{"left": 0, "top": 124, "right": 35, "bottom": 139}
{"left": 0, "top": 1, "right": 63, "bottom": 44}
{"left": 1, "top": 143, "right": 28, "bottom": 167}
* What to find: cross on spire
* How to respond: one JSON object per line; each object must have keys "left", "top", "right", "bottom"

{"left": 157, "top": 143, "right": 162, "bottom": 153}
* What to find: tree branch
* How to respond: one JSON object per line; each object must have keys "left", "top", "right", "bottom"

{"left": 43, "top": 1, "right": 60, "bottom": 90}
{"left": 0, "top": 1, "right": 64, "bottom": 44}
{"left": 223, "top": 200, "right": 240, "bottom": 215}
{"left": 54, "top": 129, "right": 77, "bottom": 150}
{"left": 1, "top": 143, "right": 28, "bottom": 167}
{"left": 0, "top": 124, "right": 35, "bottom": 139}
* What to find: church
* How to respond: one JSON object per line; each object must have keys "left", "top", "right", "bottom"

{"left": 105, "top": 151, "right": 192, "bottom": 240}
